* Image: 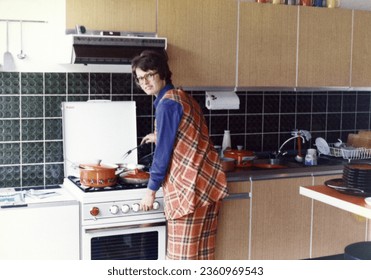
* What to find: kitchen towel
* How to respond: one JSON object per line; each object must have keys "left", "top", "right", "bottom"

{"left": 205, "top": 91, "right": 240, "bottom": 110}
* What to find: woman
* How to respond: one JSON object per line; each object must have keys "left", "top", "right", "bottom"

{"left": 131, "top": 50, "right": 228, "bottom": 260}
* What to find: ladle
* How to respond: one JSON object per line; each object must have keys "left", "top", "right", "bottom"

{"left": 3, "top": 21, "right": 15, "bottom": 71}
{"left": 17, "top": 21, "right": 26, "bottom": 59}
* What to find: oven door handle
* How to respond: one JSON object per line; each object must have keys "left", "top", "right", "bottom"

{"left": 84, "top": 221, "right": 166, "bottom": 234}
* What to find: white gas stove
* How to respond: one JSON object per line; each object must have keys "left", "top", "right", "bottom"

{"left": 61, "top": 101, "right": 166, "bottom": 260}
{"left": 63, "top": 176, "right": 165, "bottom": 227}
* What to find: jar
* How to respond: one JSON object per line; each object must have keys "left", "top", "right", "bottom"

{"left": 222, "top": 130, "right": 231, "bottom": 155}
{"left": 305, "top": 149, "right": 318, "bottom": 166}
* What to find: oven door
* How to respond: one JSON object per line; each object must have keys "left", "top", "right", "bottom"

{"left": 82, "top": 221, "right": 166, "bottom": 260}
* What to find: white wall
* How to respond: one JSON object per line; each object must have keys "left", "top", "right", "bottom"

{"left": 0, "top": 0, "right": 130, "bottom": 72}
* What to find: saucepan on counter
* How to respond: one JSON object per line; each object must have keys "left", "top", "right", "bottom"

{"left": 223, "top": 148, "right": 256, "bottom": 167}
{"left": 220, "top": 157, "right": 236, "bottom": 172}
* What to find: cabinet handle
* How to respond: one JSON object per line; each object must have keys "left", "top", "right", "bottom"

{"left": 224, "top": 192, "right": 250, "bottom": 201}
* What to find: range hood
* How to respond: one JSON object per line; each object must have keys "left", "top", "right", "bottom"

{"left": 70, "top": 35, "right": 167, "bottom": 65}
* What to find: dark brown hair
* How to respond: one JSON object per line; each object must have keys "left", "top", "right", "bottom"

{"left": 131, "top": 50, "right": 172, "bottom": 84}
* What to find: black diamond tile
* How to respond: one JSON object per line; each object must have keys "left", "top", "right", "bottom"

{"left": 0, "top": 72, "right": 20, "bottom": 94}
{"left": 21, "top": 119, "right": 44, "bottom": 141}
{"left": 0, "top": 96, "right": 20, "bottom": 118}
{"left": 0, "top": 119, "right": 20, "bottom": 141}
{"left": 0, "top": 143, "right": 20, "bottom": 164}
{"left": 21, "top": 73, "right": 43, "bottom": 94}
{"left": 45, "top": 72, "right": 66, "bottom": 94}
{"left": 21, "top": 96, "right": 43, "bottom": 118}
{"left": 67, "top": 73, "right": 89, "bottom": 94}
{"left": 21, "top": 165, "right": 44, "bottom": 187}
{"left": 0, "top": 166, "right": 21, "bottom": 188}
{"left": 22, "top": 142, "right": 44, "bottom": 164}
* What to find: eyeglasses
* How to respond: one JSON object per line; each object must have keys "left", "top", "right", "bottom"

{"left": 135, "top": 72, "right": 158, "bottom": 85}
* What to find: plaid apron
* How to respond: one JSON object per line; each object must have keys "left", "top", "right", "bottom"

{"left": 166, "top": 201, "right": 221, "bottom": 260}
{"left": 161, "top": 89, "right": 228, "bottom": 220}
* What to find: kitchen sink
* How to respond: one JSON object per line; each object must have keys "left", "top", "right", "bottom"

{"left": 250, "top": 155, "right": 345, "bottom": 169}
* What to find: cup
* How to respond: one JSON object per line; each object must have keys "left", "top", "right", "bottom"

{"left": 305, "top": 149, "right": 317, "bottom": 166}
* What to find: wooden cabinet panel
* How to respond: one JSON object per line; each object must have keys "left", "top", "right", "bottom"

{"left": 158, "top": 0, "right": 237, "bottom": 88}
{"left": 311, "top": 175, "right": 367, "bottom": 258}
{"left": 351, "top": 10, "right": 371, "bottom": 87}
{"left": 215, "top": 181, "right": 250, "bottom": 260}
{"left": 66, "top": 0, "right": 156, "bottom": 33}
{"left": 238, "top": 3, "right": 297, "bottom": 88}
{"left": 297, "top": 7, "right": 352, "bottom": 87}
{"left": 250, "top": 177, "right": 312, "bottom": 260}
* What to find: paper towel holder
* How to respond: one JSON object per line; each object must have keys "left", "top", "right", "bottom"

{"left": 205, "top": 91, "right": 240, "bottom": 110}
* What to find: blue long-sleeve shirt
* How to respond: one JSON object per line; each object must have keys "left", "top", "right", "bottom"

{"left": 147, "top": 84, "right": 183, "bottom": 191}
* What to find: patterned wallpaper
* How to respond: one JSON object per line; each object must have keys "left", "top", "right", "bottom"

{"left": 0, "top": 71, "right": 370, "bottom": 188}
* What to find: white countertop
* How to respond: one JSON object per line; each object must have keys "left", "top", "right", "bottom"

{"left": 300, "top": 185, "right": 371, "bottom": 219}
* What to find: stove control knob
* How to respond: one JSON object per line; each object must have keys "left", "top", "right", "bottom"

{"left": 90, "top": 206, "right": 100, "bottom": 217}
{"left": 121, "top": 204, "right": 130, "bottom": 213}
{"left": 153, "top": 201, "right": 160, "bottom": 210}
{"left": 132, "top": 203, "right": 140, "bottom": 212}
{"left": 109, "top": 205, "right": 119, "bottom": 214}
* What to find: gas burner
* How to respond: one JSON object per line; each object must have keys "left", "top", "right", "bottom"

{"left": 67, "top": 176, "right": 147, "bottom": 192}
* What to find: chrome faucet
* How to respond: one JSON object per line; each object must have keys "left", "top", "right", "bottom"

{"left": 276, "top": 130, "right": 312, "bottom": 162}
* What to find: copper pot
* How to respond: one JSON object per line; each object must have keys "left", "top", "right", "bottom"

{"left": 220, "top": 157, "right": 235, "bottom": 172}
{"left": 79, "top": 162, "right": 118, "bottom": 187}
{"left": 223, "top": 149, "right": 255, "bottom": 167}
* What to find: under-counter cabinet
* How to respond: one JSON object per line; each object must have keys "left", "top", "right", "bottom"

{"left": 297, "top": 7, "right": 352, "bottom": 87}
{"left": 158, "top": 0, "right": 237, "bottom": 88}
{"left": 238, "top": 3, "right": 298, "bottom": 88}
{"left": 351, "top": 10, "right": 371, "bottom": 87}
{"left": 215, "top": 182, "right": 250, "bottom": 260}
{"left": 66, "top": 0, "right": 157, "bottom": 33}
{"left": 250, "top": 177, "right": 312, "bottom": 260}
{"left": 310, "top": 174, "right": 367, "bottom": 258}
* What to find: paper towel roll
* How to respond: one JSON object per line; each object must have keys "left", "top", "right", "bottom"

{"left": 205, "top": 91, "right": 240, "bottom": 110}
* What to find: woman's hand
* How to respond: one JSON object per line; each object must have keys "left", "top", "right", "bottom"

{"left": 140, "top": 189, "right": 156, "bottom": 211}
{"left": 141, "top": 133, "right": 156, "bottom": 145}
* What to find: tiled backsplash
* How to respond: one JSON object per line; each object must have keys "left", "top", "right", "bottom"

{"left": 0, "top": 71, "right": 370, "bottom": 188}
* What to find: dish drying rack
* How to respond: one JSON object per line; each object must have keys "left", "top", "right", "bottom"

{"left": 328, "top": 144, "right": 371, "bottom": 161}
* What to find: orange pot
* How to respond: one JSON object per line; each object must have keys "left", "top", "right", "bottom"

{"left": 79, "top": 162, "right": 118, "bottom": 187}
{"left": 223, "top": 149, "right": 255, "bottom": 167}
{"left": 220, "top": 157, "right": 236, "bottom": 172}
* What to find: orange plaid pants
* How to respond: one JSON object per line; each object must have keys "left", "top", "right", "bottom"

{"left": 166, "top": 201, "right": 221, "bottom": 260}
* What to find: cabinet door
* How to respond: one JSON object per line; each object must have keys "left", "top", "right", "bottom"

{"left": 311, "top": 175, "right": 367, "bottom": 258}
{"left": 297, "top": 7, "right": 352, "bottom": 87}
{"left": 158, "top": 0, "right": 237, "bottom": 88}
{"left": 238, "top": 3, "right": 297, "bottom": 88}
{"left": 250, "top": 177, "right": 312, "bottom": 260}
{"left": 66, "top": 0, "right": 156, "bottom": 33}
{"left": 351, "top": 10, "right": 371, "bottom": 87}
{"left": 215, "top": 181, "right": 250, "bottom": 260}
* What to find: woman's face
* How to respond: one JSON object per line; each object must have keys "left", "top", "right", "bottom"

{"left": 135, "top": 68, "right": 166, "bottom": 96}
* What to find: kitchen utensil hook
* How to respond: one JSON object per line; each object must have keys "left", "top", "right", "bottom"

{"left": 17, "top": 21, "right": 26, "bottom": 59}
{"left": 3, "top": 21, "right": 16, "bottom": 71}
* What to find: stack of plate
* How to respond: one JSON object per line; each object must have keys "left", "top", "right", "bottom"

{"left": 342, "top": 163, "right": 371, "bottom": 195}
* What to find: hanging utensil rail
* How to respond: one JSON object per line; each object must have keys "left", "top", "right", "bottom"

{"left": 0, "top": 19, "right": 47, "bottom": 23}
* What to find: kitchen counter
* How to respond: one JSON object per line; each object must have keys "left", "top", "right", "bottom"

{"left": 300, "top": 185, "right": 371, "bottom": 219}
{"left": 226, "top": 161, "right": 344, "bottom": 182}
{"left": 300, "top": 185, "right": 371, "bottom": 240}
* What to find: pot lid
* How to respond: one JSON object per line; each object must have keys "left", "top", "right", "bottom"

{"left": 62, "top": 101, "right": 138, "bottom": 177}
